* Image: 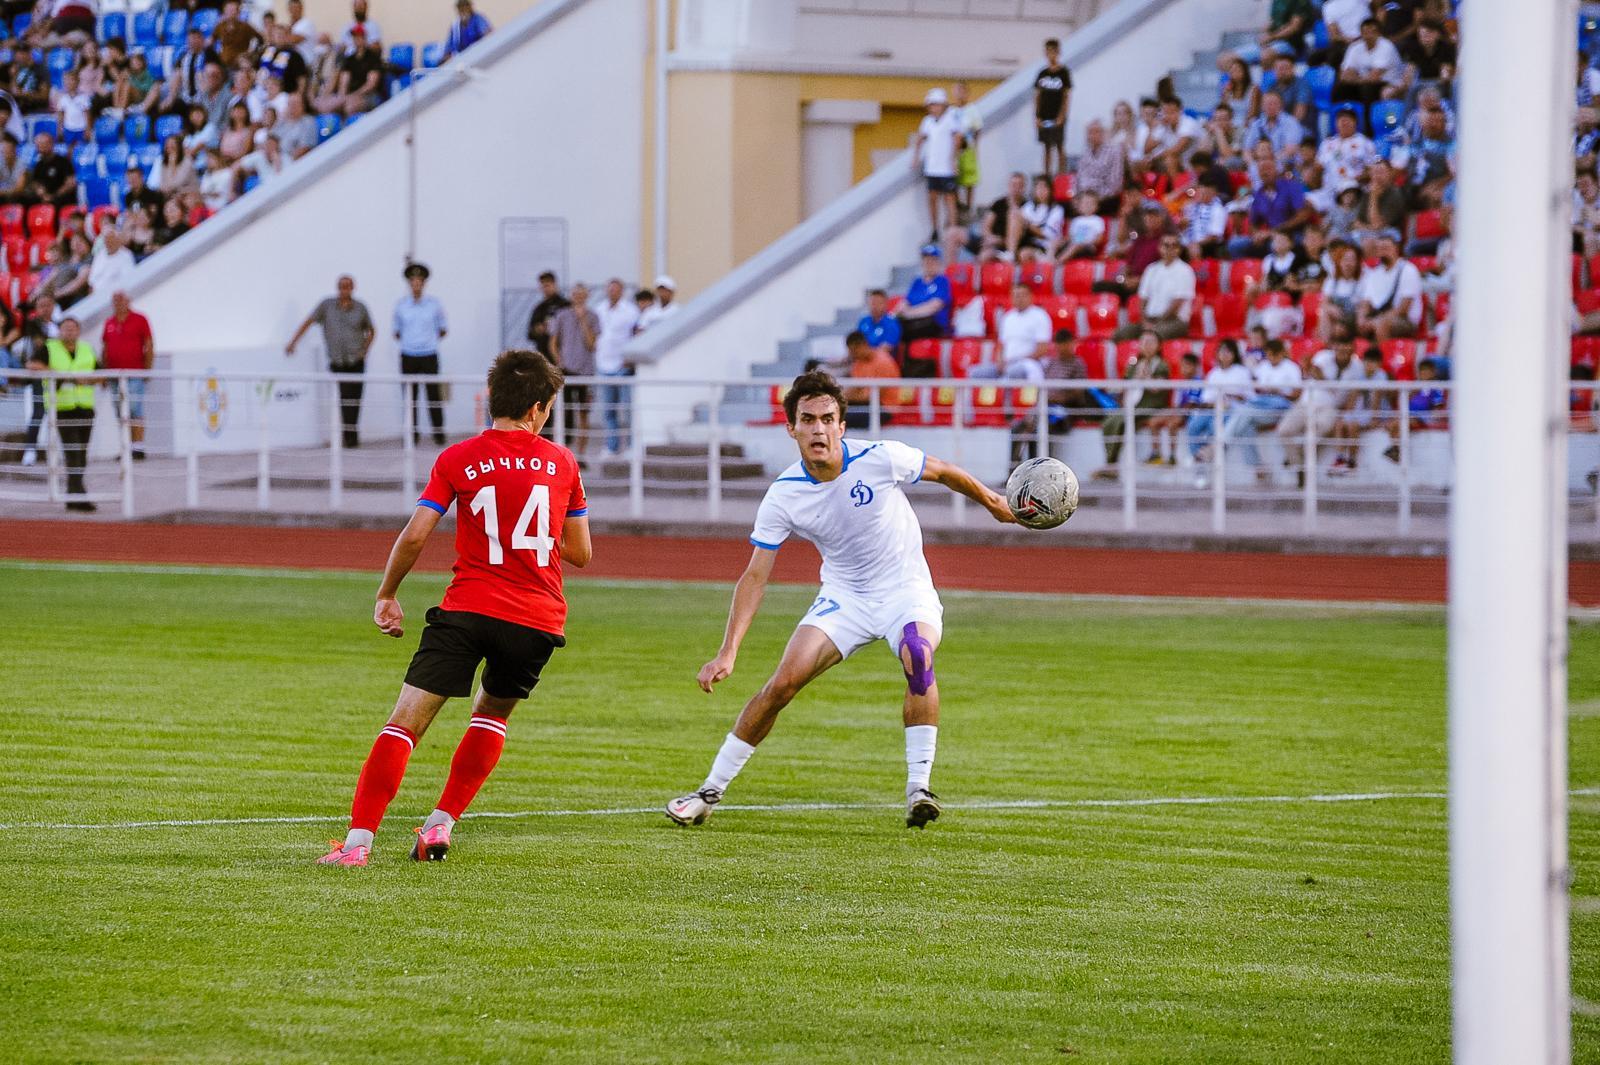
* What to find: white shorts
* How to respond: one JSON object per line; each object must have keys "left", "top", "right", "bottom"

{"left": 799, "top": 584, "right": 944, "bottom": 660}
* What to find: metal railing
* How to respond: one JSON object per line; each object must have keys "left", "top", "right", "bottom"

{"left": 2, "top": 366, "right": 1593, "bottom": 536}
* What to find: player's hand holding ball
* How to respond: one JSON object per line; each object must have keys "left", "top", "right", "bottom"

{"left": 374, "top": 597, "right": 405, "bottom": 638}
{"left": 1005, "top": 457, "right": 1080, "bottom": 530}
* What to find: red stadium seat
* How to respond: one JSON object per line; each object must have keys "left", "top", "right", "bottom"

{"left": 1410, "top": 209, "right": 1445, "bottom": 241}
{"left": 1433, "top": 290, "right": 1452, "bottom": 325}
{"left": 1191, "top": 257, "right": 1223, "bottom": 296}
{"left": 25, "top": 204, "right": 54, "bottom": 238}
{"left": 1207, "top": 292, "right": 1247, "bottom": 337}
{"left": 89, "top": 205, "right": 119, "bottom": 237}
{"left": 1052, "top": 172, "right": 1075, "bottom": 203}
{"left": 12, "top": 269, "right": 35, "bottom": 306}
{"left": 1409, "top": 255, "right": 1438, "bottom": 276}
{"left": 1380, "top": 339, "right": 1421, "bottom": 380}
{"left": 26, "top": 234, "right": 51, "bottom": 268}
{"left": 0, "top": 205, "right": 22, "bottom": 239}
{"left": 1112, "top": 339, "right": 1142, "bottom": 376}
{"left": 1162, "top": 339, "right": 1198, "bottom": 377}
{"left": 885, "top": 295, "right": 904, "bottom": 315}
{"left": 945, "top": 263, "right": 976, "bottom": 305}
{"left": 1582, "top": 254, "right": 1596, "bottom": 294}
{"left": 1011, "top": 385, "right": 1041, "bottom": 419}
{"left": 756, "top": 384, "right": 785, "bottom": 425}
{"left": 982, "top": 292, "right": 1012, "bottom": 337}
{"left": 1573, "top": 336, "right": 1600, "bottom": 371}
{"left": 947, "top": 338, "right": 989, "bottom": 377}
{"left": 1100, "top": 258, "right": 1128, "bottom": 281}
{"left": 1289, "top": 335, "right": 1323, "bottom": 363}
{"left": 928, "top": 385, "right": 957, "bottom": 426}
{"left": 3, "top": 236, "right": 26, "bottom": 274}
{"left": 1059, "top": 259, "right": 1098, "bottom": 295}
{"left": 1300, "top": 291, "right": 1323, "bottom": 336}
{"left": 1019, "top": 260, "right": 1056, "bottom": 297}
{"left": 1037, "top": 294, "right": 1079, "bottom": 335}
{"left": 969, "top": 383, "right": 1008, "bottom": 427}
{"left": 907, "top": 338, "right": 942, "bottom": 374}
{"left": 1577, "top": 290, "right": 1600, "bottom": 316}
{"left": 883, "top": 385, "right": 929, "bottom": 425}
{"left": 980, "top": 261, "right": 1015, "bottom": 295}
{"left": 1226, "top": 258, "right": 1263, "bottom": 294}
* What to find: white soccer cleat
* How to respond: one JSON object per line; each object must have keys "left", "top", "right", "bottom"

{"left": 665, "top": 787, "right": 721, "bottom": 826}
{"left": 905, "top": 788, "right": 942, "bottom": 829}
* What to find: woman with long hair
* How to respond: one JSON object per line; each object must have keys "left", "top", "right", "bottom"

{"left": 1217, "top": 53, "right": 1260, "bottom": 122}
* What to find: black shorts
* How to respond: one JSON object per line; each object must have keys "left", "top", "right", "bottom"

{"left": 925, "top": 175, "right": 958, "bottom": 193}
{"left": 563, "top": 383, "right": 591, "bottom": 406}
{"left": 404, "top": 607, "right": 565, "bottom": 700}
{"left": 1037, "top": 122, "right": 1064, "bottom": 147}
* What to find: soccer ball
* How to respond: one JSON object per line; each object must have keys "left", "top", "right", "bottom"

{"left": 1005, "top": 457, "right": 1079, "bottom": 530}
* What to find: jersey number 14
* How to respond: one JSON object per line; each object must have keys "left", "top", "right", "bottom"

{"left": 469, "top": 484, "right": 555, "bottom": 566}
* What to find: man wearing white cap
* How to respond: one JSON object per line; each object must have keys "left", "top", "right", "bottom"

{"left": 637, "top": 275, "right": 679, "bottom": 331}
{"left": 912, "top": 87, "right": 964, "bottom": 244}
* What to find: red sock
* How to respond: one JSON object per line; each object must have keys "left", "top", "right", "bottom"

{"left": 435, "top": 714, "right": 508, "bottom": 819}
{"left": 349, "top": 724, "right": 417, "bottom": 832}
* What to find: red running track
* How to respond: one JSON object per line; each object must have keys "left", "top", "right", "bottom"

{"left": 6, "top": 519, "right": 1598, "bottom": 605}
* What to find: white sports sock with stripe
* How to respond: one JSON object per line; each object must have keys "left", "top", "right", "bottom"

{"left": 702, "top": 733, "right": 757, "bottom": 794}
{"left": 905, "top": 725, "right": 937, "bottom": 795}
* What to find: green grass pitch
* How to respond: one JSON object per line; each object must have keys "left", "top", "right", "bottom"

{"left": 2, "top": 561, "right": 1598, "bottom": 1064}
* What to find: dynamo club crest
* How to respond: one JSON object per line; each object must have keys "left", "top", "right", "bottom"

{"left": 197, "top": 372, "right": 228, "bottom": 438}
{"left": 850, "top": 480, "right": 874, "bottom": 507}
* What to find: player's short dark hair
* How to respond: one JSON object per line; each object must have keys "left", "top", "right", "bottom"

{"left": 845, "top": 330, "right": 868, "bottom": 348}
{"left": 783, "top": 370, "right": 848, "bottom": 425}
{"left": 487, "top": 349, "right": 563, "bottom": 418}
{"left": 867, "top": 288, "right": 887, "bottom": 299}
{"left": 1264, "top": 338, "right": 1287, "bottom": 358}
{"left": 1044, "top": 37, "right": 1060, "bottom": 49}
{"left": 538, "top": 270, "right": 557, "bottom": 283}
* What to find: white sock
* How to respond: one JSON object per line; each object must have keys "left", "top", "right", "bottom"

{"left": 1158, "top": 431, "right": 1173, "bottom": 462}
{"left": 423, "top": 809, "right": 455, "bottom": 832}
{"left": 702, "top": 733, "right": 757, "bottom": 794}
{"left": 343, "top": 828, "right": 374, "bottom": 851}
{"left": 905, "top": 725, "right": 937, "bottom": 795}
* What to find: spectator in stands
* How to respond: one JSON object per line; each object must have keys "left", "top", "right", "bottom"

{"left": 24, "top": 129, "right": 73, "bottom": 207}
{"left": 444, "top": 0, "right": 492, "bottom": 59}
{"left": 182, "top": 102, "right": 219, "bottom": 154}
{"left": 950, "top": 81, "right": 982, "bottom": 217}
{"left": 48, "top": 315, "right": 97, "bottom": 511}
{"left": 213, "top": 1, "right": 262, "bottom": 68}
{"left": 971, "top": 282, "right": 1052, "bottom": 381}
{"left": 1317, "top": 106, "right": 1376, "bottom": 196}
{"left": 1257, "top": 0, "right": 1316, "bottom": 59}
{"left": 320, "top": 25, "right": 383, "bottom": 117}
{"left": 125, "top": 49, "right": 159, "bottom": 115}
{"left": 1144, "top": 350, "right": 1202, "bottom": 465}
{"left": 151, "top": 134, "right": 198, "bottom": 195}
{"left": 1099, "top": 202, "right": 1173, "bottom": 297}
{"left": 1204, "top": 102, "right": 1245, "bottom": 169}
{"left": 636, "top": 275, "right": 678, "bottom": 330}
{"left": 1033, "top": 38, "right": 1071, "bottom": 179}
{"left": 237, "top": 132, "right": 287, "bottom": 189}
{"left": 32, "top": 239, "right": 76, "bottom": 308}
{"left": 1097, "top": 329, "right": 1170, "bottom": 476}
{"left": 342, "top": 0, "right": 383, "bottom": 53}
{"left": 87, "top": 228, "right": 135, "bottom": 295}
{"left": 196, "top": 145, "right": 235, "bottom": 210}
{"left": 1317, "top": 0, "right": 1370, "bottom": 69}
{"left": 1355, "top": 233, "right": 1422, "bottom": 341}
{"left": 913, "top": 87, "right": 962, "bottom": 244}
{"left": 630, "top": 287, "right": 654, "bottom": 330}
{"left": 0, "top": 132, "right": 25, "bottom": 202}
{"left": 1402, "top": 17, "right": 1456, "bottom": 93}
{"left": 1217, "top": 54, "right": 1259, "bottom": 121}
{"left": 1039, "top": 329, "right": 1090, "bottom": 421}
{"left": 102, "top": 290, "right": 153, "bottom": 459}
{"left": 1116, "top": 233, "right": 1194, "bottom": 340}
{"left": 1577, "top": 109, "right": 1599, "bottom": 170}
{"left": 1152, "top": 97, "right": 1202, "bottom": 179}
{"left": 1107, "top": 99, "right": 1137, "bottom": 153}
{"left": 1059, "top": 191, "right": 1107, "bottom": 259}
{"left": 1224, "top": 337, "right": 1301, "bottom": 467}
{"left": 286, "top": 0, "right": 317, "bottom": 67}
{"left": 839, "top": 330, "right": 899, "bottom": 429}
{"left": 275, "top": 92, "right": 318, "bottom": 160}
{"left": 166, "top": 27, "right": 219, "bottom": 117}
{"left": 287, "top": 274, "right": 374, "bottom": 448}
{"left": 1265, "top": 47, "right": 1314, "bottom": 131}
{"left": 593, "top": 277, "right": 639, "bottom": 456}
{"left": 978, "top": 171, "right": 1027, "bottom": 261}
{"left": 548, "top": 281, "right": 596, "bottom": 452}
{"left": 262, "top": 24, "right": 311, "bottom": 97}
{"left": 1128, "top": 96, "right": 1167, "bottom": 173}
{"left": 122, "top": 202, "right": 155, "bottom": 259}
{"left": 51, "top": 67, "right": 89, "bottom": 147}
{"left": 1570, "top": 173, "right": 1597, "bottom": 255}
{"left": 1185, "top": 338, "right": 1251, "bottom": 460}
{"left": 225, "top": 66, "right": 260, "bottom": 125}
{"left": 896, "top": 245, "right": 951, "bottom": 373}
{"left": 217, "top": 101, "right": 254, "bottom": 165}
{"left": 47, "top": 0, "right": 96, "bottom": 44}
{"left": 1227, "top": 143, "right": 1312, "bottom": 258}
{"left": 1074, "top": 119, "right": 1125, "bottom": 215}
{"left": 1336, "top": 18, "right": 1405, "bottom": 112}
{"left": 1406, "top": 104, "right": 1455, "bottom": 209}
{"left": 1180, "top": 181, "right": 1227, "bottom": 260}
{"left": 1190, "top": 150, "right": 1233, "bottom": 199}
{"left": 857, "top": 288, "right": 901, "bottom": 357}
{"left": 394, "top": 262, "right": 448, "bottom": 446}
{"left": 1321, "top": 238, "right": 1363, "bottom": 330}
{"left": 151, "top": 195, "right": 190, "bottom": 250}
{"left": 1242, "top": 90, "right": 1303, "bottom": 167}
{"left": 1275, "top": 339, "right": 1342, "bottom": 482}
{"left": 1352, "top": 159, "right": 1407, "bottom": 254}
{"left": 525, "top": 271, "right": 570, "bottom": 360}
{"left": 1018, "top": 175, "right": 1064, "bottom": 260}
{"left": 195, "top": 62, "right": 229, "bottom": 132}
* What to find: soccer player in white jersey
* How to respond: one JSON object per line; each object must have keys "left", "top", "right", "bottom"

{"left": 667, "top": 372, "right": 1016, "bottom": 829}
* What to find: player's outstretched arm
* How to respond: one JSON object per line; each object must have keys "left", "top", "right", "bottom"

{"left": 563, "top": 514, "right": 592, "bottom": 568}
{"left": 373, "top": 505, "right": 445, "bottom": 638}
{"left": 698, "top": 546, "right": 778, "bottom": 693}
{"left": 922, "top": 455, "right": 1017, "bottom": 525}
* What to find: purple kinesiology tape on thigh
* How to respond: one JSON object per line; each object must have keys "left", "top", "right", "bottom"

{"left": 900, "top": 623, "right": 935, "bottom": 695}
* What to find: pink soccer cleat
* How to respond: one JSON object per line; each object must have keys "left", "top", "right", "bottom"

{"left": 316, "top": 840, "right": 369, "bottom": 867}
{"left": 410, "top": 823, "right": 451, "bottom": 862}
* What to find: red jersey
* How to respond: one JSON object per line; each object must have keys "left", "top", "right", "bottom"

{"left": 101, "top": 311, "right": 152, "bottom": 370}
{"left": 417, "top": 429, "right": 587, "bottom": 635}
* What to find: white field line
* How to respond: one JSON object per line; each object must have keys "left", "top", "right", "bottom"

{"left": 9, "top": 788, "right": 1600, "bottom": 833}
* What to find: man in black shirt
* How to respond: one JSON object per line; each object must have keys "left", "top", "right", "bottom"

{"left": 325, "top": 25, "right": 384, "bottom": 116}
{"left": 526, "top": 271, "right": 571, "bottom": 361}
{"left": 1402, "top": 19, "right": 1456, "bottom": 87}
{"left": 1032, "top": 38, "right": 1071, "bottom": 180}
{"left": 25, "top": 131, "right": 74, "bottom": 208}
{"left": 977, "top": 171, "right": 1027, "bottom": 259}
{"left": 260, "top": 22, "right": 311, "bottom": 94}
{"left": 121, "top": 162, "right": 163, "bottom": 216}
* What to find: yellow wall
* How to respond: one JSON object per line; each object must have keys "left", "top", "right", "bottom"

{"left": 667, "top": 71, "right": 738, "bottom": 297}
{"left": 796, "top": 74, "right": 1000, "bottom": 184}
{"left": 284, "top": 0, "right": 541, "bottom": 49}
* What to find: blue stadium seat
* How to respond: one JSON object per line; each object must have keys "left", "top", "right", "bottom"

{"left": 23, "top": 114, "right": 55, "bottom": 142}
{"left": 315, "top": 113, "right": 341, "bottom": 142}
{"left": 242, "top": 173, "right": 260, "bottom": 194}
{"left": 1369, "top": 100, "right": 1406, "bottom": 136}
{"left": 0, "top": 48, "right": 14, "bottom": 67}
{"left": 124, "top": 114, "right": 151, "bottom": 145}
{"left": 1583, "top": 13, "right": 1600, "bottom": 56}
{"left": 1310, "top": 19, "right": 1329, "bottom": 50}
{"left": 132, "top": 10, "right": 160, "bottom": 47}
{"left": 389, "top": 43, "right": 415, "bottom": 71}
{"left": 135, "top": 142, "right": 160, "bottom": 171}
{"left": 75, "top": 159, "right": 100, "bottom": 184}
{"left": 388, "top": 72, "right": 411, "bottom": 96}
{"left": 46, "top": 46, "right": 73, "bottom": 87}
{"left": 79, "top": 175, "right": 115, "bottom": 209}
{"left": 101, "top": 12, "right": 127, "bottom": 42}
{"left": 161, "top": 9, "right": 188, "bottom": 46}
{"left": 72, "top": 141, "right": 97, "bottom": 168}
{"left": 421, "top": 42, "right": 446, "bottom": 68}
{"left": 191, "top": 8, "right": 219, "bottom": 37}
{"left": 92, "top": 114, "right": 120, "bottom": 145}
{"left": 154, "top": 114, "right": 183, "bottom": 143}
{"left": 101, "top": 143, "right": 130, "bottom": 173}
{"left": 16, "top": 142, "right": 35, "bottom": 168}
{"left": 145, "top": 49, "right": 167, "bottom": 80}
{"left": 11, "top": 13, "right": 30, "bottom": 38}
{"left": 1305, "top": 65, "right": 1336, "bottom": 113}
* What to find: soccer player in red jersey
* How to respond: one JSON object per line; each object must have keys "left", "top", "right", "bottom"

{"left": 318, "top": 350, "right": 591, "bottom": 867}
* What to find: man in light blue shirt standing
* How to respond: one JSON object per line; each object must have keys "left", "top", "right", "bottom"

{"left": 395, "top": 261, "right": 449, "bottom": 446}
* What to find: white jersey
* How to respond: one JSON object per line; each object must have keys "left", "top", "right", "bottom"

{"left": 750, "top": 439, "right": 934, "bottom": 600}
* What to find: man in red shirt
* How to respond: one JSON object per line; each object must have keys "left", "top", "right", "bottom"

{"left": 101, "top": 291, "right": 154, "bottom": 460}
{"left": 318, "top": 350, "right": 592, "bottom": 867}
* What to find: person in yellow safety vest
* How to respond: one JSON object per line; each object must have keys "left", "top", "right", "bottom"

{"left": 46, "top": 316, "right": 99, "bottom": 513}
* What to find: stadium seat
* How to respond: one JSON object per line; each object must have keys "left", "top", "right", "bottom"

{"left": 24, "top": 114, "right": 55, "bottom": 142}
{"left": 80, "top": 176, "right": 115, "bottom": 208}
{"left": 1020, "top": 260, "right": 1055, "bottom": 297}
{"left": 1578, "top": 290, "right": 1600, "bottom": 316}
{"left": 2, "top": 235, "right": 25, "bottom": 273}
{"left": 161, "top": 8, "right": 187, "bottom": 45}
{"left": 969, "top": 384, "right": 1007, "bottom": 427}
{"left": 979, "top": 261, "right": 1014, "bottom": 295}
{"left": 1306, "top": 66, "right": 1336, "bottom": 115}
{"left": 883, "top": 385, "right": 929, "bottom": 425}
{"left": 92, "top": 114, "right": 120, "bottom": 145}
{"left": 907, "top": 338, "right": 942, "bottom": 374}
{"left": 756, "top": 384, "right": 785, "bottom": 425}
{"left": 135, "top": 142, "right": 160, "bottom": 171}
{"left": 1198, "top": 338, "right": 1230, "bottom": 372}
{"left": 241, "top": 173, "right": 260, "bottom": 195}
{"left": 1191, "top": 257, "right": 1222, "bottom": 296}
{"left": 422, "top": 42, "right": 447, "bottom": 68}
{"left": 1081, "top": 292, "right": 1121, "bottom": 338}
{"left": 1289, "top": 335, "right": 1322, "bottom": 362}
{"left": 1410, "top": 209, "right": 1445, "bottom": 242}
{"left": 11, "top": 13, "right": 29, "bottom": 37}
{"left": 944, "top": 262, "right": 976, "bottom": 305}
{"left": 89, "top": 204, "right": 119, "bottom": 235}
{"left": 389, "top": 43, "right": 415, "bottom": 71}
{"left": 1369, "top": 100, "right": 1405, "bottom": 136}
{"left": 1052, "top": 172, "right": 1074, "bottom": 203}
{"left": 72, "top": 140, "right": 97, "bottom": 168}
{"left": 1380, "top": 339, "right": 1421, "bottom": 380}
{"left": 191, "top": 8, "right": 219, "bottom": 37}
{"left": 0, "top": 204, "right": 20, "bottom": 239}
{"left": 981, "top": 292, "right": 1010, "bottom": 336}
{"left": 1206, "top": 292, "right": 1246, "bottom": 337}
{"left": 1574, "top": 336, "right": 1600, "bottom": 372}
{"left": 25, "top": 233, "right": 50, "bottom": 266}
{"left": 1433, "top": 290, "right": 1451, "bottom": 326}
{"left": 101, "top": 142, "right": 130, "bottom": 173}
{"left": 132, "top": 9, "right": 160, "bottom": 46}
{"left": 1225, "top": 258, "right": 1263, "bottom": 294}
{"left": 123, "top": 114, "right": 151, "bottom": 146}
{"left": 1059, "top": 259, "right": 1097, "bottom": 295}
{"left": 1162, "top": 339, "right": 1197, "bottom": 376}
{"left": 316, "top": 113, "right": 342, "bottom": 142}
{"left": 1077, "top": 339, "right": 1109, "bottom": 380}
{"left": 154, "top": 114, "right": 183, "bottom": 143}
{"left": 46, "top": 46, "right": 73, "bottom": 87}
{"left": 25, "top": 203, "right": 53, "bottom": 237}
{"left": 946, "top": 337, "right": 988, "bottom": 377}
{"left": 1038, "top": 293, "right": 1078, "bottom": 335}
{"left": 101, "top": 12, "right": 127, "bottom": 41}
{"left": 1111, "top": 339, "right": 1142, "bottom": 377}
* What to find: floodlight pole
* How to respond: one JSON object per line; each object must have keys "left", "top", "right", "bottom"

{"left": 1450, "top": 1, "right": 1572, "bottom": 1062}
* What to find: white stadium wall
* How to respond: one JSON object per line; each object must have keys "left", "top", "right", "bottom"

{"left": 75, "top": 0, "right": 645, "bottom": 452}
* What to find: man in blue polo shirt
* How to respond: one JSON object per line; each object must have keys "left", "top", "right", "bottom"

{"left": 1227, "top": 143, "right": 1314, "bottom": 258}
{"left": 443, "top": 0, "right": 492, "bottom": 58}
{"left": 896, "top": 245, "right": 951, "bottom": 376}
{"left": 394, "top": 261, "right": 449, "bottom": 446}
{"left": 857, "top": 288, "right": 902, "bottom": 358}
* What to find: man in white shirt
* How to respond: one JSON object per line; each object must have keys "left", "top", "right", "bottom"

{"left": 87, "top": 229, "right": 137, "bottom": 295}
{"left": 286, "top": 0, "right": 318, "bottom": 66}
{"left": 1316, "top": 107, "right": 1376, "bottom": 195}
{"left": 340, "top": 0, "right": 382, "bottom": 52}
{"left": 971, "top": 283, "right": 1053, "bottom": 381}
{"left": 1355, "top": 234, "right": 1422, "bottom": 341}
{"left": 1279, "top": 335, "right": 1353, "bottom": 478}
{"left": 913, "top": 87, "right": 963, "bottom": 244}
{"left": 1156, "top": 98, "right": 1203, "bottom": 175}
{"left": 1115, "top": 234, "right": 1195, "bottom": 340}
{"left": 593, "top": 277, "right": 640, "bottom": 456}
{"left": 1337, "top": 18, "right": 1404, "bottom": 110}
{"left": 1181, "top": 182, "right": 1228, "bottom": 259}
{"left": 1130, "top": 97, "right": 1172, "bottom": 172}
{"left": 636, "top": 275, "right": 679, "bottom": 330}
{"left": 1322, "top": 0, "right": 1371, "bottom": 46}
